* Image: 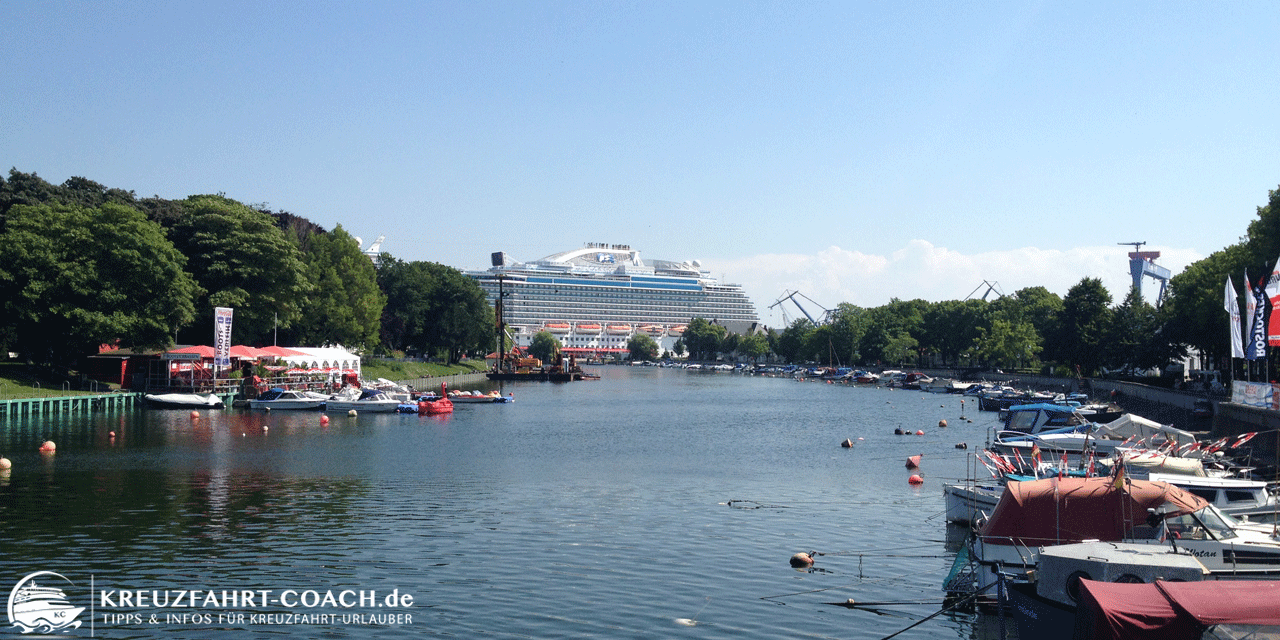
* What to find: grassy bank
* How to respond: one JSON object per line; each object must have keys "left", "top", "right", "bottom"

{"left": 0, "top": 362, "right": 116, "bottom": 399}
{"left": 360, "top": 358, "right": 488, "bottom": 382}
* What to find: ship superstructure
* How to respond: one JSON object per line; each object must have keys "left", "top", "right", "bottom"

{"left": 469, "top": 243, "right": 760, "bottom": 357}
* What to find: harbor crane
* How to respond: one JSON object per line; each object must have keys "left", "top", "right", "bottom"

{"left": 964, "top": 280, "right": 1005, "bottom": 301}
{"left": 1118, "top": 242, "right": 1171, "bottom": 305}
{"left": 769, "top": 290, "right": 832, "bottom": 326}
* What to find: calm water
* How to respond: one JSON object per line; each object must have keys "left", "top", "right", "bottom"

{"left": 0, "top": 367, "right": 1010, "bottom": 639}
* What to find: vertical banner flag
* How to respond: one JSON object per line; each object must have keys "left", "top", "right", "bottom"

{"left": 1249, "top": 275, "right": 1268, "bottom": 360}
{"left": 1225, "top": 276, "right": 1245, "bottom": 359}
{"left": 214, "top": 307, "right": 234, "bottom": 368}
{"left": 1267, "top": 256, "right": 1280, "bottom": 346}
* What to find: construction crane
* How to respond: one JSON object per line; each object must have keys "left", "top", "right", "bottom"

{"left": 769, "top": 290, "right": 832, "bottom": 326}
{"left": 964, "top": 280, "right": 1005, "bottom": 301}
{"left": 1118, "top": 242, "right": 1171, "bottom": 305}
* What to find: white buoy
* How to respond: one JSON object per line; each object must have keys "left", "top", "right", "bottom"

{"left": 348, "top": 409, "right": 357, "bottom": 416}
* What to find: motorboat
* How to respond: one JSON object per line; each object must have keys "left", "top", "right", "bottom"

{"left": 448, "top": 390, "right": 513, "bottom": 404}
{"left": 247, "top": 388, "right": 327, "bottom": 410}
{"left": 1149, "top": 473, "right": 1280, "bottom": 523}
{"left": 1073, "top": 577, "right": 1280, "bottom": 639}
{"left": 325, "top": 388, "right": 402, "bottom": 413}
{"left": 967, "top": 476, "right": 1280, "bottom": 588}
{"left": 942, "top": 481, "right": 1005, "bottom": 524}
{"left": 143, "top": 393, "right": 223, "bottom": 409}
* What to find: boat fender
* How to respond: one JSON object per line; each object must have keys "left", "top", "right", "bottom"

{"left": 905, "top": 455, "right": 922, "bottom": 469}
{"left": 908, "top": 474, "right": 924, "bottom": 485}
{"left": 39, "top": 440, "right": 55, "bottom": 453}
{"left": 789, "top": 552, "right": 814, "bottom": 568}
{"left": 841, "top": 438, "right": 854, "bottom": 448}
{"left": 915, "top": 429, "right": 925, "bottom": 436}
{"left": 348, "top": 409, "right": 357, "bottom": 417}
{"left": 0, "top": 457, "right": 10, "bottom": 470}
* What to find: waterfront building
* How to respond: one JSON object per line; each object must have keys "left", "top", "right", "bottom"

{"left": 468, "top": 243, "right": 760, "bottom": 358}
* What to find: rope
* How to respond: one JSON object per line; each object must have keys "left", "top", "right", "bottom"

{"left": 878, "top": 580, "right": 996, "bottom": 640}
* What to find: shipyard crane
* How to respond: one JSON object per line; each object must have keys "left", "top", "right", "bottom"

{"left": 769, "top": 290, "right": 833, "bottom": 326}
{"left": 1118, "top": 241, "right": 1171, "bottom": 305}
{"left": 964, "top": 280, "right": 1006, "bottom": 301}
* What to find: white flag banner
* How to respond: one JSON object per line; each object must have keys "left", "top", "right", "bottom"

{"left": 1225, "top": 276, "right": 1244, "bottom": 359}
{"left": 214, "top": 307, "right": 234, "bottom": 367}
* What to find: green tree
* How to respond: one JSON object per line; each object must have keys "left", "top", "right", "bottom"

{"left": 627, "top": 333, "right": 660, "bottom": 361}
{"left": 683, "top": 318, "right": 726, "bottom": 360}
{"left": 170, "top": 195, "right": 310, "bottom": 345}
{"left": 1054, "top": 277, "right": 1113, "bottom": 376}
{"left": 377, "top": 256, "right": 436, "bottom": 353}
{"left": 775, "top": 319, "right": 814, "bottom": 364}
{"left": 0, "top": 202, "right": 198, "bottom": 367}
{"left": 1163, "top": 243, "right": 1250, "bottom": 366}
{"left": 736, "top": 333, "right": 770, "bottom": 363}
{"left": 292, "top": 225, "right": 385, "bottom": 349}
{"left": 922, "top": 299, "right": 989, "bottom": 366}
{"left": 972, "top": 316, "right": 1041, "bottom": 369}
{"left": 672, "top": 339, "right": 686, "bottom": 358}
{"left": 528, "top": 330, "right": 561, "bottom": 364}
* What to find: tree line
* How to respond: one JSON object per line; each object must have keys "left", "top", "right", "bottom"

{"left": 0, "top": 169, "right": 493, "bottom": 369}
{"left": 648, "top": 184, "right": 1280, "bottom": 380}
{"left": 3, "top": 167, "right": 1275, "bottom": 379}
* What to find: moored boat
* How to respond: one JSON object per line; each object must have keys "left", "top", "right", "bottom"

{"left": 143, "top": 393, "right": 224, "bottom": 409}
{"left": 325, "top": 388, "right": 402, "bottom": 413}
{"left": 247, "top": 388, "right": 327, "bottom": 410}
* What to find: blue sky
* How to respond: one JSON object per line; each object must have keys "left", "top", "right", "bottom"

{"left": 3, "top": 1, "right": 1278, "bottom": 326}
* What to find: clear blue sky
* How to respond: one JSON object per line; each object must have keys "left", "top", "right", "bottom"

{"left": 3, "top": 1, "right": 1277, "bottom": 326}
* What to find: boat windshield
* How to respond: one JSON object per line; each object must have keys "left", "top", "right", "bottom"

{"left": 1163, "top": 507, "right": 1238, "bottom": 541}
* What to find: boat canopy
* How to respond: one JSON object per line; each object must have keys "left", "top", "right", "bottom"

{"left": 979, "top": 477, "right": 1208, "bottom": 546}
{"left": 1075, "top": 578, "right": 1280, "bottom": 640}
{"left": 1094, "top": 414, "right": 1197, "bottom": 448}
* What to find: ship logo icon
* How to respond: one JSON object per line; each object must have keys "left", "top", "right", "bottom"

{"left": 7, "top": 571, "right": 84, "bottom": 634}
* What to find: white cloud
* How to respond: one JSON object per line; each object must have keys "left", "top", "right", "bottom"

{"left": 704, "top": 242, "right": 1204, "bottom": 328}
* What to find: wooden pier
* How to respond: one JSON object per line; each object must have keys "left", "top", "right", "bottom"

{"left": 0, "top": 392, "right": 141, "bottom": 416}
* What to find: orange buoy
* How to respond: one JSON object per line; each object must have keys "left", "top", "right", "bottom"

{"left": 906, "top": 455, "right": 922, "bottom": 469}
{"left": 908, "top": 474, "right": 924, "bottom": 485}
{"left": 841, "top": 438, "right": 854, "bottom": 448}
{"left": 190, "top": 410, "right": 200, "bottom": 419}
{"left": 790, "top": 552, "right": 814, "bottom": 567}
{"left": 915, "top": 429, "right": 925, "bottom": 436}
{"left": 109, "top": 430, "right": 116, "bottom": 438}
{"left": 0, "top": 457, "right": 11, "bottom": 469}
{"left": 39, "top": 440, "right": 56, "bottom": 453}
{"left": 938, "top": 419, "right": 948, "bottom": 428}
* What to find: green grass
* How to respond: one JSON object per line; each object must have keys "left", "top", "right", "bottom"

{"left": 360, "top": 358, "right": 488, "bottom": 381}
{"left": 0, "top": 363, "right": 117, "bottom": 399}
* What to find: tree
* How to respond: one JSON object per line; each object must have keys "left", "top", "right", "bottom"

{"left": 1054, "top": 278, "right": 1113, "bottom": 376}
{"left": 528, "top": 330, "right": 561, "bottom": 364}
{"left": 1163, "top": 243, "right": 1250, "bottom": 365}
{"left": 921, "top": 299, "right": 989, "bottom": 366}
{"left": 170, "top": 195, "right": 310, "bottom": 345}
{"left": 683, "top": 318, "right": 726, "bottom": 360}
{"left": 775, "top": 319, "right": 813, "bottom": 363}
{"left": 0, "top": 202, "right": 198, "bottom": 367}
{"left": 972, "top": 317, "right": 1041, "bottom": 369}
{"left": 291, "top": 225, "right": 385, "bottom": 349}
{"left": 627, "top": 333, "right": 660, "bottom": 361}
{"left": 421, "top": 263, "right": 494, "bottom": 363}
{"left": 672, "top": 339, "right": 686, "bottom": 358}
{"left": 736, "top": 333, "right": 770, "bottom": 363}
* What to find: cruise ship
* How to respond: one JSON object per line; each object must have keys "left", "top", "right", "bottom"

{"left": 468, "top": 243, "right": 760, "bottom": 357}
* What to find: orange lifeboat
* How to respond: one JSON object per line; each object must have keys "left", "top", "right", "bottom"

{"left": 640, "top": 324, "right": 664, "bottom": 335}
{"left": 576, "top": 323, "right": 603, "bottom": 334}
{"left": 667, "top": 325, "right": 687, "bottom": 336}
{"left": 607, "top": 324, "right": 632, "bottom": 334}
{"left": 544, "top": 322, "right": 571, "bottom": 334}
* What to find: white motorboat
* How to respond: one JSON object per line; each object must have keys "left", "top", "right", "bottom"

{"left": 247, "top": 388, "right": 327, "bottom": 410}
{"left": 1149, "top": 473, "right": 1280, "bottom": 523}
{"left": 325, "top": 388, "right": 402, "bottom": 413}
{"left": 448, "top": 390, "right": 513, "bottom": 404}
{"left": 967, "top": 476, "right": 1280, "bottom": 588}
{"left": 143, "top": 393, "right": 223, "bottom": 409}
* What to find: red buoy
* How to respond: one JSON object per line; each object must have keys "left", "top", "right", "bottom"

{"left": 190, "top": 410, "right": 200, "bottom": 419}
{"left": 906, "top": 455, "right": 922, "bottom": 469}
{"left": 320, "top": 415, "right": 330, "bottom": 425}
{"left": 39, "top": 440, "right": 56, "bottom": 453}
{"left": 908, "top": 474, "right": 924, "bottom": 485}
{"left": 915, "top": 429, "right": 925, "bottom": 436}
